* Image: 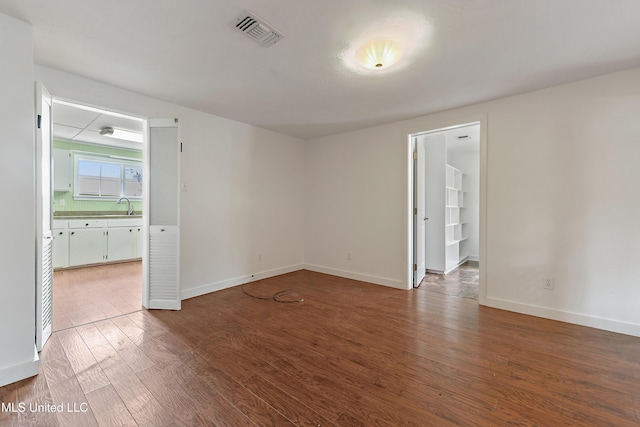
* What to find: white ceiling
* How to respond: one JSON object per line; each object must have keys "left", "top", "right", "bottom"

{"left": 444, "top": 124, "right": 480, "bottom": 155}
{"left": 52, "top": 102, "right": 144, "bottom": 150}
{"left": 2, "top": 0, "right": 640, "bottom": 139}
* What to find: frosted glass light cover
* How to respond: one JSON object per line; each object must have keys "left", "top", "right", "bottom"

{"left": 356, "top": 40, "right": 403, "bottom": 70}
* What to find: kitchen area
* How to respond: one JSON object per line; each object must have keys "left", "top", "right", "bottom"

{"left": 50, "top": 101, "right": 145, "bottom": 330}
{"left": 52, "top": 141, "right": 143, "bottom": 270}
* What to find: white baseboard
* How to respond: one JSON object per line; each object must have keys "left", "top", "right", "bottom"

{"left": 0, "top": 345, "right": 40, "bottom": 388}
{"left": 303, "top": 264, "right": 406, "bottom": 290}
{"left": 467, "top": 255, "right": 479, "bottom": 262}
{"left": 484, "top": 297, "right": 640, "bottom": 338}
{"left": 181, "top": 264, "right": 305, "bottom": 300}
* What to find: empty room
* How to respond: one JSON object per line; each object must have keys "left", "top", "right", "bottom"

{"left": 1, "top": 1, "right": 640, "bottom": 425}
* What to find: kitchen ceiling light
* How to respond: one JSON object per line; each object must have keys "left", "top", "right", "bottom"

{"left": 356, "top": 40, "right": 403, "bottom": 70}
{"left": 99, "top": 127, "right": 114, "bottom": 136}
{"left": 100, "top": 126, "right": 143, "bottom": 143}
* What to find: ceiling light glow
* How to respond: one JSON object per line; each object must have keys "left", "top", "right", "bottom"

{"left": 110, "top": 128, "right": 143, "bottom": 143}
{"left": 339, "top": 11, "right": 431, "bottom": 76}
{"left": 357, "top": 40, "right": 402, "bottom": 70}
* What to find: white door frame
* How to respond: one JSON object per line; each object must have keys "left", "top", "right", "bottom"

{"left": 404, "top": 114, "right": 488, "bottom": 305}
{"left": 46, "top": 96, "right": 149, "bottom": 324}
{"left": 413, "top": 137, "right": 427, "bottom": 287}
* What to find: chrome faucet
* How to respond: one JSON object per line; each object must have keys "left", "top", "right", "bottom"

{"left": 117, "top": 197, "right": 134, "bottom": 215}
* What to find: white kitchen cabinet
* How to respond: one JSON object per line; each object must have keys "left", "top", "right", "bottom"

{"left": 107, "top": 227, "right": 136, "bottom": 261}
{"left": 68, "top": 220, "right": 107, "bottom": 266}
{"left": 52, "top": 221, "right": 69, "bottom": 269}
{"left": 107, "top": 218, "right": 142, "bottom": 262}
{"left": 136, "top": 226, "right": 143, "bottom": 258}
{"left": 53, "top": 148, "right": 73, "bottom": 192}
{"left": 57, "top": 218, "right": 142, "bottom": 268}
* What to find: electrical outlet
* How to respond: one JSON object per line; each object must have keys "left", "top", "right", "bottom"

{"left": 543, "top": 277, "right": 554, "bottom": 290}
{"left": 346, "top": 252, "right": 351, "bottom": 261}
{"left": 181, "top": 182, "right": 188, "bottom": 192}
{"left": 258, "top": 253, "right": 262, "bottom": 261}
{"left": 59, "top": 199, "right": 65, "bottom": 206}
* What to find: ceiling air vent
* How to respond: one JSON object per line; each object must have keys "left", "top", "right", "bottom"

{"left": 233, "top": 10, "right": 285, "bottom": 47}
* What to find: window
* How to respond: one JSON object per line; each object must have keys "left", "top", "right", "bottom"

{"left": 124, "top": 166, "right": 143, "bottom": 197}
{"left": 74, "top": 154, "right": 142, "bottom": 200}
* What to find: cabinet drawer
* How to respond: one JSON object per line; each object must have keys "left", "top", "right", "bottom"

{"left": 107, "top": 218, "right": 142, "bottom": 228}
{"left": 53, "top": 220, "right": 68, "bottom": 230}
{"left": 68, "top": 219, "right": 106, "bottom": 229}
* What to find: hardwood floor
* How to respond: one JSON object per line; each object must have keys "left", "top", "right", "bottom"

{"left": 53, "top": 262, "right": 142, "bottom": 332}
{"left": 2, "top": 269, "right": 640, "bottom": 426}
{"left": 421, "top": 261, "right": 479, "bottom": 300}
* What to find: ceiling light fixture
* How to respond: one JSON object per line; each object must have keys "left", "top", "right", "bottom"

{"left": 339, "top": 11, "right": 431, "bottom": 76}
{"left": 356, "top": 40, "right": 403, "bottom": 70}
{"left": 99, "top": 127, "right": 114, "bottom": 136}
{"left": 100, "top": 126, "right": 143, "bottom": 143}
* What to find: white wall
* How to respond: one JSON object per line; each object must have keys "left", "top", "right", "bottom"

{"left": 447, "top": 139, "right": 480, "bottom": 261}
{"left": 304, "top": 66, "right": 640, "bottom": 336}
{"left": 35, "top": 66, "right": 305, "bottom": 300}
{"left": 304, "top": 124, "right": 406, "bottom": 288}
{"left": 0, "top": 13, "right": 39, "bottom": 387}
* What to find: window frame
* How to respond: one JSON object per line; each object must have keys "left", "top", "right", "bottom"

{"left": 73, "top": 152, "right": 143, "bottom": 201}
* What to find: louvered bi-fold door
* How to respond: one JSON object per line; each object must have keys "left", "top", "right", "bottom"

{"left": 144, "top": 119, "right": 181, "bottom": 310}
{"left": 149, "top": 226, "right": 179, "bottom": 306}
{"left": 37, "top": 237, "right": 53, "bottom": 350}
{"left": 36, "top": 82, "right": 53, "bottom": 350}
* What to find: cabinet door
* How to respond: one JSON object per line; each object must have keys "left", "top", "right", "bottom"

{"left": 136, "top": 227, "right": 143, "bottom": 258}
{"left": 69, "top": 228, "right": 107, "bottom": 266}
{"left": 52, "top": 229, "right": 69, "bottom": 269}
{"left": 53, "top": 148, "right": 72, "bottom": 192}
{"left": 107, "top": 227, "right": 136, "bottom": 261}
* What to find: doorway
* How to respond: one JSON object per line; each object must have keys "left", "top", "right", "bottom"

{"left": 409, "top": 120, "right": 485, "bottom": 302}
{"left": 50, "top": 99, "right": 147, "bottom": 331}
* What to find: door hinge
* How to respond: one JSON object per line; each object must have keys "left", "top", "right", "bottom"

{"left": 37, "top": 114, "right": 42, "bottom": 129}
{"left": 413, "top": 263, "right": 417, "bottom": 271}
{"left": 180, "top": 142, "right": 182, "bottom": 153}
{"left": 413, "top": 151, "right": 418, "bottom": 159}
{"left": 414, "top": 207, "right": 417, "bottom": 215}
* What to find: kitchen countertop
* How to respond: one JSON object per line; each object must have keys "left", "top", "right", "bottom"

{"left": 54, "top": 211, "right": 142, "bottom": 220}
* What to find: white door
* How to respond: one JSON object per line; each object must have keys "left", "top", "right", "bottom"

{"left": 425, "top": 133, "right": 447, "bottom": 272}
{"left": 414, "top": 138, "right": 427, "bottom": 286}
{"left": 35, "top": 82, "right": 53, "bottom": 351}
{"left": 143, "top": 119, "right": 181, "bottom": 310}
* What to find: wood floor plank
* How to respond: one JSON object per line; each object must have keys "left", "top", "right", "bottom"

{"left": 5, "top": 268, "right": 640, "bottom": 426}
{"left": 89, "top": 343, "right": 169, "bottom": 426}
{"left": 84, "top": 385, "right": 137, "bottom": 427}
{"left": 187, "top": 353, "right": 297, "bottom": 426}
{"left": 94, "top": 319, "right": 156, "bottom": 373}
{"left": 136, "top": 361, "right": 219, "bottom": 426}
{"left": 41, "top": 357, "right": 98, "bottom": 426}
{"left": 172, "top": 361, "right": 257, "bottom": 427}
{"left": 53, "top": 261, "right": 142, "bottom": 332}
{"left": 0, "top": 381, "right": 39, "bottom": 427}
{"left": 240, "top": 374, "right": 336, "bottom": 427}
{"left": 56, "top": 328, "right": 111, "bottom": 395}
{"left": 75, "top": 323, "right": 111, "bottom": 349}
